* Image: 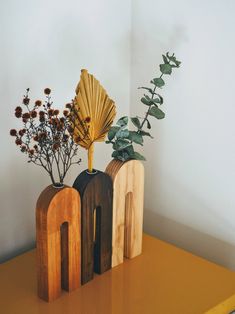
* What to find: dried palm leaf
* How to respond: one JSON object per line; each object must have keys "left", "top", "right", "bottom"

{"left": 71, "top": 69, "right": 116, "bottom": 172}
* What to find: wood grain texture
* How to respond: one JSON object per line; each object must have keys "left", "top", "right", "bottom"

{"left": 73, "top": 170, "right": 113, "bottom": 285}
{"left": 36, "top": 185, "right": 81, "bottom": 302}
{"left": 106, "top": 159, "right": 144, "bottom": 267}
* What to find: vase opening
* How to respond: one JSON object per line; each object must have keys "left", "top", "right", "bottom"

{"left": 53, "top": 183, "right": 64, "bottom": 189}
{"left": 86, "top": 169, "right": 98, "bottom": 175}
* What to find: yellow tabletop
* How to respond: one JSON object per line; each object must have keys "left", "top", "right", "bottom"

{"left": 1, "top": 234, "right": 235, "bottom": 314}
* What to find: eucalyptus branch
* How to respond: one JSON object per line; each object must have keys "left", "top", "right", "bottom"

{"left": 138, "top": 73, "right": 163, "bottom": 131}
{"left": 106, "top": 52, "right": 181, "bottom": 162}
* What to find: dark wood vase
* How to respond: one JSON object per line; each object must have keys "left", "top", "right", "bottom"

{"left": 73, "top": 170, "right": 113, "bottom": 285}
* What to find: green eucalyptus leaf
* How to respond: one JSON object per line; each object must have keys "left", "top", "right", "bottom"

{"left": 160, "top": 63, "right": 172, "bottom": 75}
{"left": 112, "top": 150, "right": 119, "bottom": 158}
{"left": 116, "top": 154, "right": 125, "bottom": 161}
{"left": 112, "top": 142, "right": 118, "bottom": 150}
{"left": 139, "top": 130, "right": 153, "bottom": 138}
{"left": 144, "top": 93, "right": 163, "bottom": 105}
{"left": 166, "top": 52, "right": 181, "bottom": 67}
{"left": 132, "top": 151, "right": 146, "bottom": 161}
{"left": 156, "top": 94, "right": 164, "bottom": 104}
{"left": 115, "top": 139, "right": 131, "bottom": 151}
{"left": 148, "top": 106, "right": 165, "bottom": 119}
{"left": 138, "top": 87, "right": 155, "bottom": 95}
{"left": 147, "top": 119, "right": 151, "bottom": 129}
{"left": 145, "top": 95, "right": 153, "bottom": 101}
{"left": 116, "top": 129, "right": 129, "bottom": 139}
{"left": 115, "top": 150, "right": 130, "bottom": 161}
{"left": 141, "top": 97, "right": 151, "bottom": 106}
{"left": 152, "top": 77, "right": 165, "bottom": 88}
{"left": 108, "top": 126, "right": 120, "bottom": 140}
{"left": 162, "top": 54, "right": 168, "bottom": 64}
{"left": 129, "top": 131, "right": 143, "bottom": 145}
{"left": 151, "top": 98, "right": 160, "bottom": 104}
{"left": 131, "top": 117, "right": 141, "bottom": 129}
{"left": 122, "top": 151, "right": 130, "bottom": 160}
{"left": 151, "top": 95, "right": 163, "bottom": 105}
{"left": 116, "top": 116, "right": 128, "bottom": 127}
{"left": 125, "top": 144, "right": 135, "bottom": 156}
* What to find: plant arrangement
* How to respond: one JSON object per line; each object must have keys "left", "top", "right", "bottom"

{"left": 10, "top": 88, "right": 88, "bottom": 187}
{"left": 106, "top": 52, "right": 181, "bottom": 161}
{"left": 70, "top": 69, "right": 116, "bottom": 173}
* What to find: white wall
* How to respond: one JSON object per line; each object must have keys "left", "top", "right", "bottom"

{"left": 1, "top": 0, "right": 235, "bottom": 269}
{"left": 131, "top": 0, "right": 235, "bottom": 268}
{"left": 0, "top": 0, "right": 131, "bottom": 262}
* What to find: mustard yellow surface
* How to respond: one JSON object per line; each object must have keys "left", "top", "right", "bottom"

{"left": 0, "top": 234, "right": 235, "bottom": 314}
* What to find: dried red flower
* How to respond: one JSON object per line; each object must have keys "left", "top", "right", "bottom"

{"left": 52, "top": 143, "right": 60, "bottom": 150}
{"left": 23, "top": 97, "right": 30, "bottom": 105}
{"left": 10, "top": 129, "right": 17, "bottom": 136}
{"left": 63, "top": 110, "right": 69, "bottom": 117}
{"left": 15, "top": 111, "right": 22, "bottom": 118}
{"left": 15, "top": 106, "right": 22, "bottom": 112}
{"left": 31, "top": 110, "right": 37, "bottom": 118}
{"left": 22, "top": 112, "right": 30, "bottom": 119}
{"left": 49, "top": 118, "right": 55, "bottom": 126}
{"left": 85, "top": 116, "right": 91, "bottom": 123}
{"left": 15, "top": 138, "right": 22, "bottom": 145}
{"left": 48, "top": 109, "right": 54, "bottom": 116}
{"left": 21, "top": 145, "right": 26, "bottom": 152}
{"left": 56, "top": 124, "right": 63, "bottom": 131}
{"left": 11, "top": 88, "right": 84, "bottom": 186}
{"left": 63, "top": 134, "right": 69, "bottom": 142}
{"left": 19, "top": 129, "right": 25, "bottom": 136}
{"left": 50, "top": 118, "right": 57, "bottom": 126}
{"left": 35, "top": 100, "right": 42, "bottom": 107}
{"left": 44, "top": 88, "right": 51, "bottom": 95}
{"left": 39, "top": 132, "right": 47, "bottom": 140}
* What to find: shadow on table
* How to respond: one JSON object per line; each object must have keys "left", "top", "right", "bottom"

{"left": 144, "top": 210, "right": 235, "bottom": 271}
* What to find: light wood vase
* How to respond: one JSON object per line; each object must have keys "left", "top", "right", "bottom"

{"left": 73, "top": 170, "right": 113, "bottom": 285}
{"left": 105, "top": 159, "right": 144, "bottom": 268}
{"left": 36, "top": 185, "right": 81, "bottom": 302}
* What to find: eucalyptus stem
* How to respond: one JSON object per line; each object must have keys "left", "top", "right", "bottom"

{"left": 106, "top": 52, "right": 181, "bottom": 162}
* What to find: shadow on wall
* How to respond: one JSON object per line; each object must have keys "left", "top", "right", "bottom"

{"left": 144, "top": 210, "right": 235, "bottom": 271}
{"left": 0, "top": 156, "right": 47, "bottom": 264}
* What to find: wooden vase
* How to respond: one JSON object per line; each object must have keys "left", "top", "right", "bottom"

{"left": 105, "top": 159, "right": 144, "bottom": 268}
{"left": 36, "top": 185, "right": 81, "bottom": 302}
{"left": 73, "top": 170, "right": 113, "bottom": 285}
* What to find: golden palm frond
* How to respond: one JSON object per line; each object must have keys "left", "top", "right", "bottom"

{"left": 71, "top": 69, "right": 116, "bottom": 172}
